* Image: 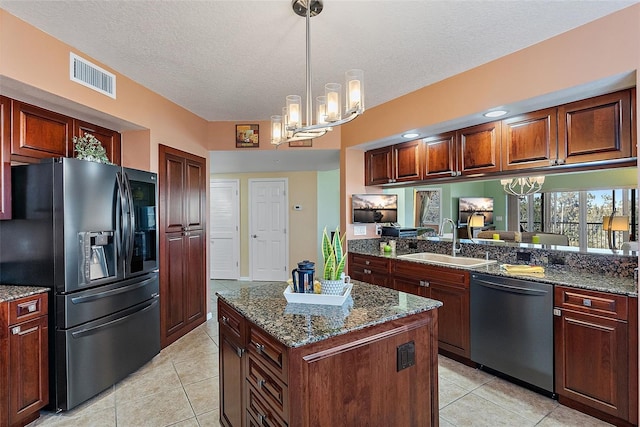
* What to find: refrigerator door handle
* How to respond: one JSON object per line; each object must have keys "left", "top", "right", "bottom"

{"left": 70, "top": 276, "right": 157, "bottom": 304}
{"left": 71, "top": 297, "right": 159, "bottom": 338}
{"left": 115, "top": 172, "right": 127, "bottom": 260}
{"left": 122, "top": 172, "right": 135, "bottom": 269}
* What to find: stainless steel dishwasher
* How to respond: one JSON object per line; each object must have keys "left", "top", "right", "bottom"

{"left": 470, "top": 273, "right": 554, "bottom": 395}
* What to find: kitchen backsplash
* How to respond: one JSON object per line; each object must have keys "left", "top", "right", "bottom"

{"left": 348, "top": 237, "right": 638, "bottom": 279}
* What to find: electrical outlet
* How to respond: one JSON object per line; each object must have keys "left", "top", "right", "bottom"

{"left": 353, "top": 225, "right": 367, "bottom": 236}
{"left": 375, "top": 224, "right": 382, "bottom": 235}
{"left": 397, "top": 341, "right": 415, "bottom": 371}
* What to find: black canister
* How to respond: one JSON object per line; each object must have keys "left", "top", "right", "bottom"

{"left": 292, "top": 260, "right": 315, "bottom": 293}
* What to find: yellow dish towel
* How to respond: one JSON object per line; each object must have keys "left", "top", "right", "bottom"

{"left": 501, "top": 264, "right": 545, "bottom": 275}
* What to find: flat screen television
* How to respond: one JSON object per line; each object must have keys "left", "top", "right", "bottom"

{"left": 458, "top": 197, "right": 494, "bottom": 225}
{"left": 352, "top": 194, "right": 398, "bottom": 223}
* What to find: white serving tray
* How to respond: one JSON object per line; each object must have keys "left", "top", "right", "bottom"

{"left": 283, "top": 283, "right": 353, "bottom": 306}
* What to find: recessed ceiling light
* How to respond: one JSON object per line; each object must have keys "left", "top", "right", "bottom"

{"left": 484, "top": 110, "right": 508, "bottom": 118}
{"left": 402, "top": 132, "right": 419, "bottom": 138}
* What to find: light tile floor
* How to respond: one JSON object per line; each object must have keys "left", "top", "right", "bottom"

{"left": 28, "top": 279, "right": 613, "bottom": 427}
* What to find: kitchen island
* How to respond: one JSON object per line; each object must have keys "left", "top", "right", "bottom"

{"left": 216, "top": 280, "right": 442, "bottom": 427}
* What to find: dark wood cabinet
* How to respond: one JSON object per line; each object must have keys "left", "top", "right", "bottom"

{"left": 1, "top": 292, "right": 49, "bottom": 427}
{"left": 364, "top": 146, "right": 393, "bottom": 185}
{"left": 558, "top": 89, "right": 635, "bottom": 166}
{"left": 457, "top": 121, "right": 501, "bottom": 175}
{"left": 219, "top": 296, "right": 439, "bottom": 427}
{"left": 347, "top": 253, "right": 391, "bottom": 288}
{"left": 219, "top": 300, "right": 247, "bottom": 427}
{"left": 363, "top": 89, "right": 636, "bottom": 187}
{"left": 10, "top": 100, "right": 72, "bottom": 161}
{"left": 554, "top": 286, "right": 633, "bottom": 424}
{"left": 501, "top": 108, "right": 557, "bottom": 170}
{"left": 364, "top": 139, "right": 423, "bottom": 185}
{"left": 73, "top": 120, "right": 122, "bottom": 165}
{"left": 0, "top": 96, "right": 10, "bottom": 220}
{"left": 393, "top": 260, "right": 471, "bottom": 359}
{"left": 424, "top": 131, "right": 456, "bottom": 178}
{"left": 159, "top": 145, "right": 207, "bottom": 348}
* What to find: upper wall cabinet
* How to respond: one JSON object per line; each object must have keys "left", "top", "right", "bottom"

{"left": 557, "top": 90, "right": 635, "bottom": 165}
{"left": 0, "top": 96, "right": 10, "bottom": 220}
{"left": 424, "top": 132, "right": 456, "bottom": 178}
{"left": 11, "top": 100, "right": 73, "bottom": 162}
{"left": 501, "top": 108, "right": 557, "bottom": 170}
{"left": 365, "top": 139, "right": 423, "bottom": 185}
{"left": 457, "top": 121, "right": 502, "bottom": 175}
{"left": 73, "top": 120, "right": 122, "bottom": 165}
{"left": 364, "top": 88, "right": 636, "bottom": 186}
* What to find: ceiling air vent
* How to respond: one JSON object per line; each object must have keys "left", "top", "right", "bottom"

{"left": 69, "top": 52, "right": 116, "bottom": 99}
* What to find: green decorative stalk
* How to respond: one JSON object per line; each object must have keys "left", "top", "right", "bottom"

{"left": 322, "top": 226, "right": 346, "bottom": 280}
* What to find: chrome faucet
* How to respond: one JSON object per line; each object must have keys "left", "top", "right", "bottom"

{"left": 439, "top": 218, "right": 461, "bottom": 257}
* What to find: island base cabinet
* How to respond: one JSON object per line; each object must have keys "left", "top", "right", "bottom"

{"left": 289, "top": 314, "right": 439, "bottom": 427}
{"left": 218, "top": 297, "right": 439, "bottom": 427}
{"left": 220, "top": 337, "right": 245, "bottom": 427}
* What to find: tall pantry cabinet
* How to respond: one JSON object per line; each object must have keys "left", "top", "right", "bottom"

{"left": 159, "top": 145, "right": 207, "bottom": 348}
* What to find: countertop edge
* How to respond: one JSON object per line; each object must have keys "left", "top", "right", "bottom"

{"left": 0, "top": 285, "right": 50, "bottom": 303}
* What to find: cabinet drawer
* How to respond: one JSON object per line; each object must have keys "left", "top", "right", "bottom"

{"left": 218, "top": 299, "right": 246, "bottom": 345}
{"left": 247, "top": 354, "right": 288, "bottom": 422}
{"left": 555, "top": 286, "right": 628, "bottom": 320}
{"left": 350, "top": 254, "right": 390, "bottom": 273}
{"left": 393, "top": 260, "right": 469, "bottom": 288}
{"left": 246, "top": 383, "right": 288, "bottom": 427}
{"left": 249, "top": 325, "right": 288, "bottom": 383}
{"left": 9, "top": 293, "right": 48, "bottom": 326}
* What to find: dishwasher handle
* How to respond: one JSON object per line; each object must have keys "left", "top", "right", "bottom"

{"left": 472, "top": 278, "right": 549, "bottom": 296}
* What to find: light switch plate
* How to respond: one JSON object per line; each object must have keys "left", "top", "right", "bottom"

{"left": 353, "top": 225, "right": 367, "bottom": 236}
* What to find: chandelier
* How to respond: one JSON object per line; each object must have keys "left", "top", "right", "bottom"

{"left": 500, "top": 176, "right": 545, "bottom": 197}
{"left": 271, "top": 0, "right": 365, "bottom": 146}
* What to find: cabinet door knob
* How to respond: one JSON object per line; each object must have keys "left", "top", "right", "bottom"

{"left": 252, "top": 234, "right": 258, "bottom": 238}
{"left": 582, "top": 298, "right": 592, "bottom": 307}
{"left": 255, "top": 342, "right": 265, "bottom": 354}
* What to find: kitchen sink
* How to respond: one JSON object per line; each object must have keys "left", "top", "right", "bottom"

{"left": 397, "top": 252, "right": 497, "bottom": 269}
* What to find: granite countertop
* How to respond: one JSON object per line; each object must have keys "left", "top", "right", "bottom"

{"left": 355, "top": 250, "right": 638, "bottom": 297}
{"left": 216, "top": 280, "right": 442, "bottom": 348}
{"left": 0, "top": 285, "right": 49, "bottom": 303}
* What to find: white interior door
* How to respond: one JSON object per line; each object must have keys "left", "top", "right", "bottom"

{"left": 210, "top": 179, "right": 240, "bottom": 279}
{"left": 249, "top": 179, "right": 288, "bottom": 281}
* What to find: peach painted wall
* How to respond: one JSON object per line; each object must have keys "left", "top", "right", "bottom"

{"left": 206, "top": 120, "right": 341, "bottom": 150}
{"left": 341, "top": 5, "right": 640, "bottom": 149}
{"left": 0, "top": 10, "right": 210, "bottom": 169}
{"left": 340, "top": 4, "right": 640, "bottom": 238}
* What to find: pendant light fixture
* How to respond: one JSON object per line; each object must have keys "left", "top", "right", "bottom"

{"left": 501, "top": 176, "right": 545, "bottom": 197}
{"left": 271, "top": 0, "right": 365, "bottom": 146}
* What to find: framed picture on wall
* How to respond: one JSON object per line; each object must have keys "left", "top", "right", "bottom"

{"left": 414, "top": 189, "right": 442, "bottom": 233}
{"left": 236, "top": 124, "right": 259, "bottom": 148}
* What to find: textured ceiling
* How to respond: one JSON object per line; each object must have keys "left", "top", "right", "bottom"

{"left": 1, "top": 0, "right": 638, "bottom": 172}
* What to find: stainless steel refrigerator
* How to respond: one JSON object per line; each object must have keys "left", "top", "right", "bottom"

{"left": 0, "top": 157, "right": 160, "bottom": 411}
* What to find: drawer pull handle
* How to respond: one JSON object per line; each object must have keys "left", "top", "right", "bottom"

{"left": 420, "top": 281, "right": 430, "bottom": 287}
{"left": 365, "top": 260, "right": 370, "bottom": 265}
{"left": 258, "top": 412, "right": 268, "bottom": 425}
{"left": 255, "top": 343, "right": 265, "bottom": 354}
{"left": 27, "top": 303, "right": 37, "bottom": 312}
{"left": 257, "top": 378, "right": 265, "bottom": 389}
{"left": 583, "top": 299, "right": 592, "bottom": 307}
{"left": 12, "top": 326, "right": 38, "bottom": 335}
{"left": 221, "top": 316, "right": 229, "bottom": 326}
